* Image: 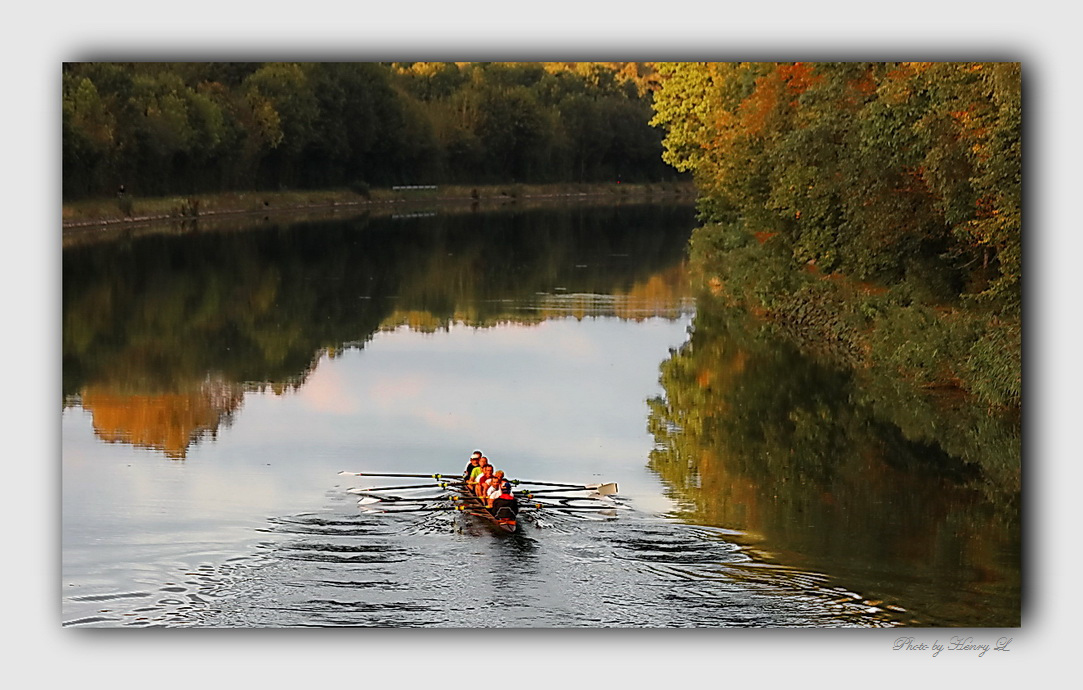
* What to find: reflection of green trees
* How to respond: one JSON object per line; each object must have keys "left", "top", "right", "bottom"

{"left": 63, "top": 202, "right": 695, "bottom": 397}
{"left": 687, "top": 220, "right": 1020, "bottom": 409}
{"left": 647, "top": 294, "right": 1020, "bottom": 626}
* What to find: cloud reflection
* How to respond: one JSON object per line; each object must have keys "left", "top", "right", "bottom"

{"left": 281, "top": 316, "right": 690, "bottom": 507}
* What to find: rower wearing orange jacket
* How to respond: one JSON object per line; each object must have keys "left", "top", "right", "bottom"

{"left": 490, "top": 482, "right": 519, "bottom": 524}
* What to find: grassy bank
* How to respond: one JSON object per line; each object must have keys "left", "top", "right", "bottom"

{"left": 62, "top": 182, "right": 697, "bottom": 231}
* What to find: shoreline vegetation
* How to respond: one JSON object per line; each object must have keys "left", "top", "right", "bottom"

{"left": 63, "top": 62, "right": 678, "bottom": 203}
{"left": 649, "top": 63, "right": 1021, "bottom": 413}
{"left": 62, "top": 61, "right": 1020, "bottom": 417}
{"left": 62, "top": 181, "right": 697, "bottom": 236}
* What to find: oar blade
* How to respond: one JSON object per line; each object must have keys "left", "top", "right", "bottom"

{"left": 509, "top": 479, "right": 619, "bottom": 493}
{"left": 339, "top": 471, "right": 465, "bottom": 481}
{"left": 347, "top": 482, "right": 457, "bottom": 495}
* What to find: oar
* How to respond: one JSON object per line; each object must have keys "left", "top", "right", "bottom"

{"left": 520, "top": 498, "right": 626, "bottom": 508}
{"left": 519, "top": 504, "right": 621, "bottom": 513}
{"left": 509, "top": 479, "right": 618, "bottom": 494}
{"left": 357, "top": 495, "right": 453, "bottom": 505}
{"left": 347, "top": 482, "right": 458, "bottom": 494}
{"left": 373, "top": 505, "right": 620, "bottom": 515}
{"left": 359, "top": 504, "right": 476, "bottom": 514}
{"left": 522, "top": 496, "right": 620, "bottom": 507}
{"left": 339, "top": 471, "right": 465, "bottom": 482}
{"left": 517, "top": 483, "right": 619, "bottom": 497}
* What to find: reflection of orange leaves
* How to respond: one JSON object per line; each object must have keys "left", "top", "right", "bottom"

{"left": 696, "top": 347, "right": 748, "bottom": 391}
{"left": 696, "top": 368, "right": 714, "bottom": 389}
{"left": 623, "top": 274, "right": 676, "bottom": 303}
{"left": 82, "top": 384, "right": 243, "bottom": 459}
{"left": 730, "top": 349, "right": 748, "bottom": 375}
{"left": 380, "top": 309, "right": 449, "bottom": 333}
{"left": 613, "top": 263, "right": 692, "bottom": 320}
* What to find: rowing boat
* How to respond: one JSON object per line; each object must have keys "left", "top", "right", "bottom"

{"left": 455, "top": 484, "right": 518, "bottom": 533}
{"left": 339, "top": 471, "right": 620, "bottom": 530}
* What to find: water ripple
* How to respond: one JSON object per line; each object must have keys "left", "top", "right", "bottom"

{"left": 62, "top": 505, "right": 910, "bottom": 628}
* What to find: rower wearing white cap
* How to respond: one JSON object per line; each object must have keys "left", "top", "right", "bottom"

{"left": 462, "top": 450, "right": 483, "bottom": 481}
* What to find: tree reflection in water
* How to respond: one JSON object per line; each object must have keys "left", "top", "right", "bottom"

{"left": 647, "top": 293, "right": 1020, "bottom": 627}
{"left": 63, "top": 202, "right": 697, "bottom": 460}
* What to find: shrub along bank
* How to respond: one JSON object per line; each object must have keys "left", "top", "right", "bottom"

{"left": 650, "top": 62, "right": 1021, "bottom": 411}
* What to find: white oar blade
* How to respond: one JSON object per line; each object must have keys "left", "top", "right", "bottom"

{"left": 584, "top": 493, "right": 618, "bottom": 503}
{"left": 350, "top": 489, "right": 395, "bottom": 498}
{"left": 349, "top": 486, "right": 446, "bottom": 495}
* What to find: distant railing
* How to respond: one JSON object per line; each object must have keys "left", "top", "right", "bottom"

{"left": 392, "top": 185, "right": 438, "bottom": 191}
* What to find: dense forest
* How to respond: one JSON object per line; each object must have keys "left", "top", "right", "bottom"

{"left": 649, "top": 62, "right": 1021, "bottom": 408}
{"left": 63, "top": 61, "right": 1022, "bottom": 409}
{"left": 62, "top": 61, "right": 677, "bottom": 199}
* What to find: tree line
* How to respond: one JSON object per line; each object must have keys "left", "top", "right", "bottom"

{"left": 62, "top": 62, "right": 678, "bottom": 200}
{"left": 649, "top": 63, "right": 1021, "bottom": 408}
{"left": 650, "top": 62, "right": 1021, "bottom": 307}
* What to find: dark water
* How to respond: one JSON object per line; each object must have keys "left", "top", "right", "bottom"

{"left": 61, "top": 201, "right": 1019, "bottom": 628}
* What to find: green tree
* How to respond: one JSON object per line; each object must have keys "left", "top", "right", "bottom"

{"left": 62, "top": 73, "right": 116, "bottom": 196}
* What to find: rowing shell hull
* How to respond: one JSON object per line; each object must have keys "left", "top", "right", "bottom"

{"left": 457, "top": 486, "right": 518, "bottom": 533}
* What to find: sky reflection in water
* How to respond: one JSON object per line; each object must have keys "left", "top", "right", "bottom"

{"left": 62, "top": 314, "right": 694, "bottom": 602}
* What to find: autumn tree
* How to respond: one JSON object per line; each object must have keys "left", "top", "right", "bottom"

{"left": 650, "top": 61, "right": 1021, "bottom": 306}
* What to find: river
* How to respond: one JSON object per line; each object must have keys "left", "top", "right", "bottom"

{"left": 61, "top": 199, "right": 1019, "bottom": 628}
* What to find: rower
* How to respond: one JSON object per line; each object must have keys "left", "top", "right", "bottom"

{"left": 467, "top": 456, "right": 491, "bottom": 488}
{"left": 490, "top": 482, "right": 519, "bottom": 523}
{"left": 474, "top": 464, "right": 495, "bottom": 498}
{"left": 485, "top": 470, "right": 506, "bottom": 506}
{"left": 463, "top": 450, "right": 483, "bottom": 481}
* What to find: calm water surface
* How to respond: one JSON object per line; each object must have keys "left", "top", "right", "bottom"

{"left": 61, "top": 201, "right": 1019, "bottom": 627}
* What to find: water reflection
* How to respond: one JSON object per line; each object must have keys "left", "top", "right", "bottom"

{"left": 77, "top": 377, "right": 244, "bottom": 459}
{"left": 647, "top": 294, "right": 1021, "bottom": 626}
{"left": 62, "top": 200, "right": 1018, "bottom": 628}
{"left": 63, "top": 202, "right": 696, "bottom": 459}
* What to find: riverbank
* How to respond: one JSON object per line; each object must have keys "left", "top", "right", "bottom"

{"left": 62, "top": 182, "right": 696, "bottom": 233}
{"left": 689, "top": 222, "right": 1021, "bottom": 415}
